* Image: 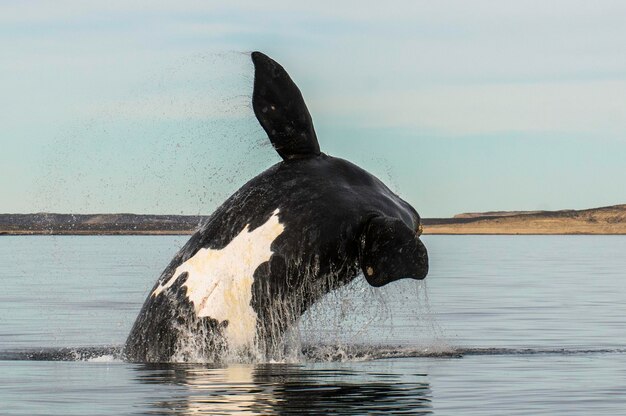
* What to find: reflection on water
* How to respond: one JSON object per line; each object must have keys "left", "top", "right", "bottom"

{"left": 135, "top": 363, "right": 432, "bottom": 415}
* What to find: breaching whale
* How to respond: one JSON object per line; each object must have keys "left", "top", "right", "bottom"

{"left": 124, "top": 51, "right": 429, "bottom": 362}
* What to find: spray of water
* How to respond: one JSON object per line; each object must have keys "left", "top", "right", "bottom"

{"left": 145, "top": 259, "right": 448, "bottom": 364}
{"left": 28, "top": 52, "right": 445, "bottom": 364}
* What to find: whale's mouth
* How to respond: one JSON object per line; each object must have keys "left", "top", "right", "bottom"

{"left": 362, "top": 267, "right": 429, "bottom": 288}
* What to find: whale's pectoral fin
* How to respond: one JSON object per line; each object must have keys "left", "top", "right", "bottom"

{"left": 251, "top": 51, "right": 321, "bottom": 160}
{"left": 359, "top": 216, "right": 429, "bottom": 287}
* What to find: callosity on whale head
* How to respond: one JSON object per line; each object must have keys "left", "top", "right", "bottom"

{"left": 123, "top": 51, "right": 428, "bottom": 363}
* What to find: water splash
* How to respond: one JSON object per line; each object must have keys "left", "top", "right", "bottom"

{"left": 0, "top": 346, "right": 123, "bottom": 362}
{"left": 3, "top": 345, "right": 626, "bottom": 362}
{"left": 151, "top": 265, "right": 448, "bottom": 363}
{"left": 33, "top": 52, "right": 274, "bottom": 217}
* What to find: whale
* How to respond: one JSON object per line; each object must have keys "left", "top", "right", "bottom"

{"left": 124, "top": 51, "right": 429, "bottom": 362}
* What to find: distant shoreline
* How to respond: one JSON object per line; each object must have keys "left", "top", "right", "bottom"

{"left": 0, "top": 213, "right": 204, "bottom": 236}
{"left": 1, "top": 204, "right": 625, "bottom": 236}
{"left": 422, "top": 204, "right": 626, "bottom": 235}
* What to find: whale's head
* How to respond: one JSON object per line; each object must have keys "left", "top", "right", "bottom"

{"left": 359, "top": 209, "right": 428, "bottom": 287}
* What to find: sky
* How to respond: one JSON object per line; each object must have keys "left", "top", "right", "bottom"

{"left": 1, "top": 1, "right": 625, "bottom": 217}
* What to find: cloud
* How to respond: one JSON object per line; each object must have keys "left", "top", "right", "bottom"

{"left": 316, "top": 80, "right": 626, "bottom": 136}
{"left": 4, "top": 1, "right": 620, "bottom": 26}
{"left": 3, "top": 0, "right": 626, "bottom": 136}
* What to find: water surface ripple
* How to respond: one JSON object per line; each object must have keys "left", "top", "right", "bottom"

{"left": 1, "top": 235, "right": 626, "bottom": 415}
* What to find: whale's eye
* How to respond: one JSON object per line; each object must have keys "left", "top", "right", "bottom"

{"left": 416, "top": 223, "right": 424, "bottom": 237}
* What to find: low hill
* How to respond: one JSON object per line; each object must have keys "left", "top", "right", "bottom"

{"left": 0, "top": 213, "right": 205, "bottom": 235}
{"left": 423, "top": 204, "right": 626, "bottom": 234}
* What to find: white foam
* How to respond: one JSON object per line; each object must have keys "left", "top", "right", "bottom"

{"left": 86, "top": 354, "right": 120, "bottom": 363}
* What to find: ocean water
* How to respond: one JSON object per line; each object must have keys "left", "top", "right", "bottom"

{"left": 1, "top": 235, "right": 625, "bottom": 415}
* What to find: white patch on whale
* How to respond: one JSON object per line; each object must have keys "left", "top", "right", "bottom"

{"left": 151, "top": 209, "right": 284, "bottom": 348}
